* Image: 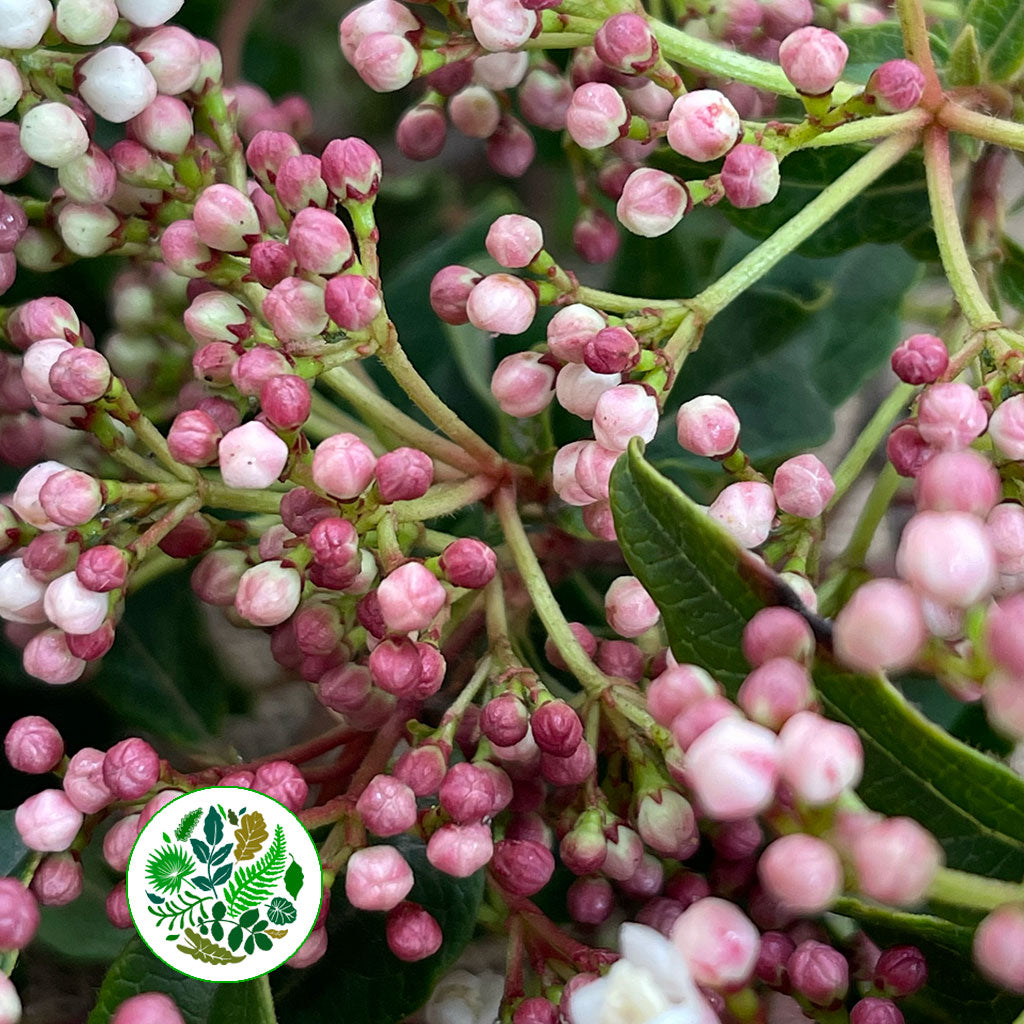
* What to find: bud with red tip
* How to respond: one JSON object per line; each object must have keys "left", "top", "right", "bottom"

{"left": 594, "top": 14, "right": 659, "bottom": 74}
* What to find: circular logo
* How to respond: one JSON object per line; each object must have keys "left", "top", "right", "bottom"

{"left": 126, "top": 787, "right": 322, "bottom": 982}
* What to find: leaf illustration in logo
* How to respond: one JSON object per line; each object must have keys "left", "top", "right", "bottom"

{"left": 227, "top": 809, "right": 238, "bottom": 825}
{"left": 222, "top": 825, "right": 286, "bottom": 916}
{"left": 233, "top": 811, "right": 268, "bottom": 862}
{"left": 210, "top": 842, "right": 233, "bottom": 866}
{"left": 190, "top": 839, "right": 210, "bottom": 863}
{"left": 145, "top": 845, "right": 196, "bottom": 895}
{"left": 174, "top": 807, "right": 202, "bottom": 841}
{"left": 284, "top": 857, "right": 304, "bottom": 900}
{"left": 204, "top": 806, "right": 224, "bottom": 846}
{"left": 254, "top": 933, "right": 273, "bottom": 951}
{"left": 176, "top": 927, "right": 246, "bottom": 964}
{"left": 265, "top": 928, "right": 288, "bottom": 939}
{"left": 266, "top": 897, "right": 296, "bottom": 926}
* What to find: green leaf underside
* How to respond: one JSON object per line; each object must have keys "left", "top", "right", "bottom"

{"left": 271, "top": 835, "right": 484, "bottom": 1024}
{"left": 962, "top": 0, "right": 1024, "bottom": 81}
{"left": 223, "top": 825, "right": 286, "bottom": 917}
{"left": 88, "top": 938, "right": 277, "bottom": 1024}
{"left": 609, "top": 441, "right": 1024, "bottom": 883}
{"left": 840, "top": 22, "right": 950, "bottom": 81}
{"left": 0, "top": 808, "right": 28, "bottom": 878}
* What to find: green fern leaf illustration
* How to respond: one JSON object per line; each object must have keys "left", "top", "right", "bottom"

{"left": 222, "top": 825, "right": 287, "bottom": 917}
{"left": 146, "top": 844, "right": 196, "bottom": 895}
{"left": 174, "top": 808, "right": 203, "bottom": 841}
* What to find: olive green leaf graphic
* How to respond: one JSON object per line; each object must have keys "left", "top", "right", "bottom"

{"left": 266, "top": 897, "right": 296, "bottom": 925}
{"left": 176, "top": 927, "right": 246, "bottom": 964}
{"left": 174, "top": 808, "right": 202, "bottom": 841}
{"left": 233, "top": 811, "right": 268, "bottom": 861}
{"left": 145, "top": 844, "right": 197, "bottom": 895}
{"left": 284, "top": 857, "right": 304, "bottom": 900}
{"left": 222, "top": 825, "right": 286, "bottom": 916}
{"left": 265, "top": 928, "right": 288, "bottom": 939}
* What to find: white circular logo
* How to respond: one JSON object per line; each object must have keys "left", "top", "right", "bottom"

{"left": 126, "top": 787, "right": 322, "bottom": 982}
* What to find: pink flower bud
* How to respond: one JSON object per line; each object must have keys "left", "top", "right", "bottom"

{"left": 616, "top": 167, "right": 689, "bottom": 238}
{"left": 160, "top": 219, "right": 212, "bottom": 279}
{"left": 102, "top": 737, "right": 159, "bottom": 801}
{"left": 667, "top": 90, "right": 741, "bottom": 163}
{"left": 312, "top": 432, "right": 376, "bottom": 500}
{"left": 480, "top": 694, "right": 529, "bottom": 747}
{"left": 245, "top": 130, "right": 302, "bottom": 187}
{"left": 394, "top": 743, "right": 447, "bottom": 797}
{"left": 138, "top": 789, "right": 183, "bottom": 831}
{"left": 230, "top": 346, "right": 290, "bottom": 398}
{"left": 324, "top": 274, "right": 382, "bottom": 331}
{"left": 605, "top": 575, "right": 659, "bottom": 638}
{"left": 531, "top": 700, "right": 583, "bottom": 758}
{"left": 742, "top": 607, "right": 814, "bottom": 667}
{"left": 491, "top": 839, "right": 554, "bottom": 895}
{"left": 573, "top": 207, "right": 620, "bottom": 264}
{"left": 485, "top": 214, "right": 544, "bottom": 269}
{"left": 429, "top": 265, "right": 482, "bottom": 325}
{"left": 252, "top": 760, "right": 307, "bottom": 810}
{"left": 850, "top": 998, "right": 905, "bottom": 1024}
{"left": 566, "top": 83, "right": 629, "bottom": 149}
{"left": 23, "top": 534, "right": 80, "bottom": 585}
{"left": 30, "top": 852, "right": 83, "bottom": 907}
{"left": 988, "top": 502, "right": 1024, "bottom": 575}
{"left": 738, "top": 657, "right": 814, "bottom": 730}
{"left": 386, "top": 902, "right": 443, "bottom": 961}
{"left": 850, "top": 817, "right": 943, "bottom": 906}
{"left": 449, "top": 85, "right": 501, "bottom": 140}
{"left": 234, "top": 561, "right": 301, "bottom": 627}
{"left": 103, "top": 812, "right": 141, "bottom": 872}
{"left": 596, "top": 639, "right": 645, "bottom": 681}
{"left": 287, "top": 208, "right": 353, "bottom": 275}
{"left": 758, "top": 834, "right": 842, "bottom": 914}
{"left": 44, "top": 571, "right": 109, "bottom": 635}
{"left": 106, "top": 879, "right": 130, "bottom": 928}
{"left": 676, "top": 395, "right": 740, "bottom": 457}
{"left": 0, "top": 877, "right": 39, "bottom": 952}
{"left": 22, "top": 628, "right": 87, "bottom": 683}
{"left": 439, "top": 538, "right": 497, "bottom": 589}
{"left": 721, "top": 144, "right": 781, "bottom": 208}
{"left": 672, "top": 695, "right": 742, "bottom": 750}
{"left": 914, "top": 449, "right": 1000, "bottom": 517}
{"left": 129, "top": 96, "right": 194, "bottom": 156}
{"left": 584, "top": 327, "right": 639, "bottom": 375}
{"left": 773, "top": 454, "right": 835, "bottom": 518}
{"left": 5, "top": 715, "right": 63, "bottom": 774}
{"left": 340, "top": 2, "right": 421, "bottom": 66}
{"left": 47, "top": 347, "right": 110, "bottom": 405}
{"left": 986, "top": 394, "right": 1024, "bottom": 462}
{"left": 489, "top": 351, "right": 556, "bottom": 419}
{"left": 779, "top": 27, "right": 849, "bottom": 94}
{"left": 110, "top": 992, "right": 187, "bottom": 1024}
{"left": 788, "top": 940, "right": 849, "bottom": 1005}
{"left": 874, "top": 945, "right": 927, "bottom": 998}
{"left": 594, "top": 13, "right": 659, "bottom": 73}
{"left": 309, "top": 516, "right": 359, "bottom": 570}
{"left": 249, "top": 240, "right": 296, "bottom": 289}
{"left": 636, "top": 788, "right": 697, "bottom": 858}
{"left": 865, "top": 59, "right": 926, "bottom": 113}
{"left": 396, "top": 102, "right": 447, "bottom": 160}
{"left": 974, "top": 904, "right": 1024, "bottom": 992}
{"left": 22, "top": 340, "right": 74, "bottom": 406}
{"left": 285, "top": 926, "right": 327, "bottom": 969}
{"left": 646, "top": 663, "right": 718, "bottom": 725}
{"left": 319, "top": 138, "right": 382, "bottom": 202}
{"left": 567, "top": 877, "right": 614, "bottom": 925}
{"left": 16, "top": 789, "right": 83, "bottom": 851}
{"left": 555, "top": 365, "right": 620, "bottom": 423}
{"left": 833, "top": 578, "right": 925, "bottom": 672}
{"left": 540, "top": 739, "right": 596, "bottom": 786}
{"left": 466, "top": 273, "right": 537, "bottom": 335}
{"left": 39, "top": 468, "right": 102, "bottom": 527}
{"left": 778, "top": 710, "right": 862, "bottom": 805}
{"left": 377, "top": 562, "right": 447, "bottom": 633}
{"left": 592, "top": 383, "right": 659, "bottom": 451}
{"left": 134, "top": 26, "right": 201, "bottom": 95}
{"left": 64, "top": 746, "right": 114, "bottom": 813}
{"left": 439, "top": 761, "right": 501, "bottom": 823}
{"left": 0, "top": 557, "right": 50, "bottom": 623}
{"left": 470, "top": 0, "right": 537, "bottom": 51}
{"left": 168, "top": 409, "right": 222, "bottom": 466}
{"left": 356, "top": 774, "right": 418, "bottom": 837}
{"left": 686, "top": 717, "right": 779, "bottom": 820}
{"left": 367, "top": 637, "right": 420, "bottom": 696}
{"left": 353, "top": 32, "right": 419, "bottom": 93}
{"left": 671, "top": 897, "right": 760, "bottom": 988}
{"left": 193, "top": 184, "right": 260, "bottom": 253}
{"left": 917, "top": 382, "right": 987, "bottom": 450}
{"left": 896, "top": 510, "right": 997, "bottom": 607}
{"left": 427, "top": 821, "right": 493, "bottom": 877}
{"left": 890, "top": 333, "right": 948, "bottom": 385}
{"left": 218, "top": 420, "right": 288, "bottom": 489}
{"left": 708, "top": 480, "right": 776, "bottom": 549}
{"left": 473, "top": 51, "right": 528, "bottom": 89}
{"left": 260, "top": 375, "right": 311, "bottom": 431}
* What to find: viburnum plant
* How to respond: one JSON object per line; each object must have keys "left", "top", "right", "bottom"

{"left": 4, "top": 0, "right": 1024, "bottom": 1021}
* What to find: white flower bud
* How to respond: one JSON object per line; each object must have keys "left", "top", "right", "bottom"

{"left": 115, "top": 0, "right": 184, "bottom": 27}
{"left": 0, "top": 0, "right": 52, "bottom": 50}
{"left": 19, "top": 103, "right": 89, "bottom": 168}
{"left": 55, "top": 0, "right": 118, "bottom": 44}
{"left": 78, "top": 46, "right": 158, "bottom": 123}
{"left": 0, "top": 59, "right": 23, "bottom": 116}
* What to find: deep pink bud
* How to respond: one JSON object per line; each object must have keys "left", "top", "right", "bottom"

{"left": 356, "top": 774, "right": 418, "bottom": 836}
{"left": 321, "top": 137, "right": 382, "bottom": 201}
{"left": 288, "top": 208, "right": 353, "bottom": 275}
{"left": 102, "top": 737, "right": 159, "bottom": 801}
{"left": 439, "top": 538, "right": 497, "bottom": 589}
{"left": 369, "top": 637, "right": 422, "bottom": 696}
{"left": 567, "top": 876, "right": 614, "bottom": 924}
{"left": 308, "top": 517, "right": 358, "bottom": 570}
{"left": 721, "top": 144, "right": 781, "bottom": 208}
{"left": 0, "top": 877, "right": 39, "bottom": 950}
{"left": 76, "top": 545, "right": 129, "bottom": 593}
{"left": 874, "top": 945, "right": 927, "bottom": 998}
{"left": 374, "top": 447, "right": 433, "bottom": 503}
{"left": 167, "top": 409, "right": 222, "bottom": 466}
{"left": 540, "top": 740, "right": 596, "bottom": 786}
{"left": 671, "top": 897, "right": 760, "bottom": 987}
{"left": 466, "top": 273, "right": 537, "bottom": 335}
{"left": 16, "top": 789, "right": 83, "bottom": 851}
{"left": 48, "top": 347, "right": 110, "bottom": 403}
{"left": 160, "top": 219, "right": 212, "bottom": 279}
{"left": 616, "top": 167, "right": 688, "bottom": 237}
{"left": 110, "top": 992, "right": 186, "bottom": 1024}
{"left": 773, "top": 454, "right": 835, "bottom": 518}
{"left": 519, "top": 65, "right": 572, "bottom": 130}
{"left": 394, "top": 743, "right": 447, "bottom": 797}
{"left": 833, "top": 578, "right": 926, "bottom": 673}
{"left": 324, "top": 274, "right": 383, "bottom": 331}
{"left": 779, "top": 27, "right": 849, "bottom": 94}
{"left": 788, "top": 940, "right": 849, "bottom": 1005}
{"left": 396, "top": 102, "right": 446, "bottom": 160}
{"left": 596, "top": 639, "right": 645, "bottom": 681}
{"left": 103, "top": 813, "right": 141, "bottom": 873}
{"left": 850, "top": 997, "right": 905, "bottom": 1024}
{"left": 30, "top": 852, "right": 83, "bottom": 907}
{"left": 742, "top": 607, "right": 814, "bottom": 667}
{"left": 312, "top": 432, "right": 377, "bottom": 500}
{"left": 386, "top": 902, "right": 442, "bottom": 961}
{"left": 5, "top": 716, "right": 63, "bottom": 774}
{"left": 246, "top": 130, "right": 302, "bottom": 187}
{"left": 865, "top": 59, "right": 926, "bottom": 113}
{"left": 260, "top": 374, "right": 311, "bottom": 431}
{"left": 584, "top": 326, "right": 640, "bottom": 375}
{"left": 426, "top": 822, "right": 493, "bottom": 877}
{"left": 572, "top": 207, "right": 621, "bottom": 264}
{"left": 252, "top": 760, "right": 308, "bottom": 811}
{"left": 490, "top": 839, "right": 554, "bottom": 895}
{"left": 531, "top": 701, "right": 583, "bottom": 758}
{"left": 480, "top": 694, "right": 529, "bottom": 747}
{"left": 756, "top": 930, "right": 796, "bottom": 987}
{"left": 594, "top": 13, "right": 659, "bottom": 73}
{"left": 429, "top": 265, "right": 481, "bottom": 325}
{"left": 318, "top": 662, "right": 371, "bottom": 712}
{"left": 439, "top": 762, "right": 498, "bottom": 823}
{"left": 249, "top": 240, "right": 296, "bottom": 288}
{"left": 891, "top": 333, "right": 948, "bottom": 385}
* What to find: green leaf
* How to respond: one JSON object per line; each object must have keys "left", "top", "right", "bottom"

{"left": 840, "top": 23, "right": 949, "bottom": 81}
{"left": 997, "top": 236, "right": 1024, "bottom": 312}
{"left": 0, "top": 808, "right": 28, "bottom": 877}
{"left": 87, "top": 938, "right": 278, "bottom": 1023}
{"left": 609, "top": 441, "right": 1024, "bottom": 881}
{"left": 647, "top": 241, "right": 918, "bottom": 467}
{"left": 962, "top": 0, "right": 1024, "bottom": 81}
{"left": 272, "top": 835, "right": 485, "bottom": 1024}
{"left": 175, "top": 808, "right": 203, "bottom": 842}
{"left": 223, "top": 826, "right": 286, "bottom": 917}
{"left": 84, "top": 568, "right": 246, "bottom": 747}
{"left": 204, "top": 807, "right": 224, "bottom": 847}
{"left": 284, "top": 859, "right": 304, "bottom": 901}
{"left": 267, "top": 897, "right": 296, "bottom": 926}
{"left": 949, "top": 22, "right": 984, "bottom": 85}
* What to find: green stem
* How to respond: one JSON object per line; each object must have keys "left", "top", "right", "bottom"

{"left": 689, "top": 131, "right": 920, "bottom": 322}
{"left": 841, "top": 462, "right": 902, "bottom": 567}
{"left": 828, "top": 382, "right": 915, "bottom": 507}
{"left": 928, "top": 866, "right": 1024, "bottom": 911}
{"left": 801, "top": 108, "right": 932, "bottom": 149}
{"left": 494, "top": 487, "right": 611, "bottom": 695}
{"left": 895, "top": 0, "right": 944, "bottom": 108}
{"left": 923, "top": 125, "right": 1002, "bottom": 332}
{"left": 575, "top": 286, "right": 686, "bottom": 315}
{"left": 204, "top": 480, "right": 285, "bottom": 515}
{"left": 361, "top": 475, "right": 495, "bottom": 528}
{"left": 939, "top": 103, "right": 1024, "bottom": 152}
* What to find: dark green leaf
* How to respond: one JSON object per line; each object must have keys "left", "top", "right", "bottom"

{"left": 191, "top": 840, "right": 211, "bottom": 864}
{"left": 272, "top": 834, "right": 485, "bottom": 1024}
{"left": 840, "top": 23, "right": 949, "bottom": 81}
{"left": 254, "top": 932, "right": 273, "bottom": 951}
{"left": 147, "top": 893, "right": 164, "bottom": 905}
{"left": 191, "top": 876, "right": 214, "bottom": 892}
{"left": 609, "top": 441, "right": 1024, "bottom": 880}
{"left": 87, "top": 937, "right": 278, "bottom": 1023}
{"left": 239, "top": 908, "right": 259, "bottom": 928}
{"left": 204, "top": 807, "right": 224, "bottom": 847}
{"left": 997, "top": 236, "right": 1024, "bottom": 312}
{"left": 244, "top": 934, "right": 255, "bottom": 955}
{"left": 227, "top": 925, "right": 243, "bottom": 952}
{"left": 212, "top": 901, "right": 226, "bottom": 920}
{"left": 211, "top": 863, "right": 233, "bottom": 886}
{"left": 267, "top": 897, "right": 296, "bottom": 926}
{"left": 962, "top": 0, "right": 1024, "bottom": 81}
{"left": 284, "top": 858, "right": 304, "bottom": 901}
{"left": 85, "top": 568, "right": 246, "bottom": 747}
{"left": 210, "top": 843, "right": 233, "bottom": 866}
{"left": 210, "top": 920, "right": 223, "bottom": 942}
{"left": 0, "top": 808, "right": 28, "bottom": 877}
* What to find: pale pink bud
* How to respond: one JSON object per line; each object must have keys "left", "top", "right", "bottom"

{"left": 30, "top": 852, "right": 83, "bottom": 907}
{"left": 788, "top": 940, "right": 849, "bottom": 1005}
{"left": 760, "top": 0, "right": 812, "bottom": 36}
{"left": 193, "top": 184, "right": 259, "bottom": 253}
{"left": 320, "top": 137, "right": 382, "bottom": 201}
{"left": 356, "top": 774, "right": 418, "bottom": 836}
{"left": 16, "top": 789, "right": 83, "bottom": 851}
{"left": 218, "top": 421, "right": 288, "bottom": 489}
{"left": 616, "top": 167, "right": 689, "bottom": 237}
{"left": 0, "top": 558, "right": 47, "bottom": 623}
{"left": 63, "top": 747, "right": 113, "bottom": 812}
{"left": 721, "top": 144, "right": 781, "bottom": 208}
{"left": 426, "top": 822, "right": 493, "bottom": 877}
{"left": 773, "top": 454, "right": 835, "bottom": 518}
{"left": 738, "top": 657, "right": 814, "bottom": 730}
{"left": 981, "top": 672, "right": 1024, "bottom": 738}
{"left": 574, "top": 441, "right": 619, "bottom": 500}
{"left": 38, "top": 469, "right": 102, "bottom": 528}
{"left": 646, "top": 663, "right": 718, "bottom": 726}
{"left": 47, "top": 347, "right": 110, "bottom": 405}
{"left": 778, "top": 710, "right": 862, "bottom": 805}
{"left": 129, "top": 95, "right": 194, "bottom": 156}
{"left": 263, "top": 277, "right": 329, "bottom": 345}
{"left": 324, "top": 274, "right": 382, "bottom": 331}
{"left": 833, "top": 578, "right": 925, "bottom": 673}
{"left": 115, "top": 0, "right": 184, "bottom": 28}
{"left": 103, "top": 813, "right": 141, "bottom": 872}
{"left": 429, "top": 265, "right": 481, "bottom": 325}
{"left": 19, "top": 102, "right": 89, "bottom": 169}
{"left": 0, "top": 0, "right": 51, "bottom": 48}
{"left": 671, "top": 897, "right": 760, "bottom": 988}
{"left": 470, "top": 0, "right": 537, "bottom": 51}
{"left": 708, "top": 480, "right": 776, "bottom": 548}
{"left": 917, "top": 382, "right": 987, "bottom": 451}
{"left": 988, "top": 504, "right": 1024, "bottom": 575}
{"left": 974, "top": 904, "right": 1024, "bottom": 993}
{"left": 110, "top": 992, "right": 186, "bottom": 1024}
{"left": 742, "top": 606, "right": 814, "bottom": 666}
{"left": 252, "top": 760, "right": 308, "bottom": 810}
{"left": 234, "top": 561, "right": 301, "bottom": 627}
{"left": 914, "top": 449, "right": 1000, "bottom": 517}
{"left": 600, "top": 822, "right": 642, "bottom": 881}
{"left": 636, "top": 788, "right": 697, "bottom": 858}
{"left": 667, "top": 90, "right": 741, "bottom": 162}
{"left": 168, "top": 409, "right": 222, "bottom": 466}
{"left": 134, "top": 26, "right": 201, "bottom": 96}
{"left": 312, "top": 432, "right": 377, "bottom": 500}
{"left": 394, "top": 743, "right": 447, "bottom": 797}
{"left": 0, "top": 877, "right": 39, "bottom": 950}
{"left": 5, "top": 715, "right": 63, "bottom": 774}
{"left": 160, "top": 219, "right": 212, "bottom": 278}
{"left": 676, "top": 394, "right": 740, "bottom": 457}
{"left": 466, "top": 273, "right": 537, "bottom": 335}
{"left": 102, "top": 737, "right": 159, "bottom": 800}
{"left": 592, "top": 383, "right": 659, "bottom": 451}
{"left": 377, "top": 562, "right": 447, "bottom": 632}
{"left": 896, "top": 510, "right": 997, "bottom": 607}
{"left": 988, "top": 393, "right": 1024, "bottom": 460}
{"left": 288, "top": 208, "right": 353, "bottom": 275}
{"left": 473, "top": 51, "right": 528, "bottom": 89}
{"left": 555, "top": 364, "right": 620, "bottom": 421}
{"left": 890, "top": 333, "right": 948, "bottom": 385}
{"left": 490, "top": 351, "right": 556, "bottom": 418}
{"left": 550, "top": 441, "right": 594, "bottom": 506}
{"left": 685, "top": 717, "right": 779, "bottom": 820}
{"left": 44, "top": 570, "right": 108, "bottom": 635}
{"left": 22, "top": 339, "right": 74, "bottom": 406}
{"left": 486, "top": 214, "right": 544, "bottom": 269}
{"left": 138, "top": 789, "right": 183, "bottom": 830}
{"left": 850, "top": 817, "right": 943, "bottom": 906}
{"left": 865, "top": 59, "right": 926, "bottom": 113}
{"left": 353, "top": 32, "right": 418, "bottom": 92}
{"left": 758, "top": 834, "right": 842, "bottom": 914}
{"left": 566, "top": 83, "right": 629, "bottom": 149}
{"left": 56, "top": 202, "right": 121, "bottom": 258}
{"left": 779, "top": 27, "right": 849, "bottom": 94}
{"left": 286, "top": 927, "right": 327, "bottom": 969}
{"left": 246, "top": 130, "right": 302, "bottom": 187}
{"left": 339, "top": 0, "right": 421, "bottom": 66}
{"left": 449, "top": 85, "right": 501, "bottom": 139}
{"left": 604, "top": 574, "right": 659, "bottom": 637}
{"left": 594, "top": 13, "right": 659, "bottom": 73}
{"left": 387, "top": 902, "right": 443, "bottom": 961}
{"left": 671, "top": 694, "right": 742, "bottom": 749}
